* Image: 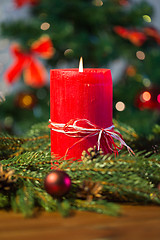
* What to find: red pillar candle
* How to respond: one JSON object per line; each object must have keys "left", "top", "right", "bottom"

{"left": 50, "top": 65, "right": 113, "bottom": 160}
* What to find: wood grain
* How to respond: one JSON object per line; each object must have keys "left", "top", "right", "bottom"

{"left": 0, "top": 205, "right": 160, "bottom": 240}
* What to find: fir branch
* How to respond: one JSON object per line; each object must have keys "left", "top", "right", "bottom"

{"left": 0, "top": 121, "right": 160, "bottom": 217}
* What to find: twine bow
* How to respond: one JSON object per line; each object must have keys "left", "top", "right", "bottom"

{"left": 49, "top": 119, "right": 134, "bottom": 158}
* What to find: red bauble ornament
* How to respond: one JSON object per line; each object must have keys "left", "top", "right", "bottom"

{"left": 44, "top": 170, "right": 71, "bottom": 197}
{"left": 135, "top": 87, "right": 160, "bottom": 111}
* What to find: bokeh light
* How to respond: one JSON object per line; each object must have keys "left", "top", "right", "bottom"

{"left": 126, "top": 65, "right": 136, "bottom": 77}
{"left": 4, "top": 116, "right": 13, "bottom": 127}
{"left": 143, "top": 15, "right": 151, "bottom": 23}
{"left": 157, "top": 94, "right": 160, "bottom": 103}
{"left": 16, "top": 93, "right": 37, "bottom": 110}
{"left": 41, "top": 22, "right": 50, "bottom": 31}
{"left": 143, "top": 78, "right": 151, "bottom": 87}
{"left": 64, "top": 49, "right": 73, "bottom": 56}
{"left": 92, "top": 0, "right": 103, "bottom": 7}
{"left": 22, "top": 95, "right": 33, "bottom": 107}
{"left": 33, "top": 106, "right": 42, "bottom": 118}
{"left": 136, "top": 51, "right": 145, "bottom": 60}
{"left": 140, "top": 91, "right": 151, "bottom": 102}
{"left": 39, "top": 13, "right": 47, "bottom": 18}
{"left": 115, "top": 101, "right": 125, "bottom": 111}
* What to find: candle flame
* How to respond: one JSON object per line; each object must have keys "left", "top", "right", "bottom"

{"left": 79, "top": 57, "right": 83, "bottom": 72}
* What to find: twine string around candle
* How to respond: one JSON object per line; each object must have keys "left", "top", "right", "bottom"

{"left": 48, "top": 119, "right": 135, "bottom": 159}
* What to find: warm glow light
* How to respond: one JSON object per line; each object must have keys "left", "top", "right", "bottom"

{"left": 143, "top": 78, "right": 151, "bottom": 87}
{"left": 126, "top": 65, "right": 136, "bottom": 77}
{"left": 79, "top": 57, "right": 83, "bottom": 72}
{"left": 64, "top": 49, "right": 73, "bottom": 56}
{"left": 136, "top": 51, "right": 145, "bottom": 60}
{"left": 157, "top": 94, "right": 160, "bottom": 103}
{"left": 115, "top": 101, "right": 125, "bottom": 111}
{"left": 143, "top": 15, "right": 151, "bottom": 23}
{"left": 41, "top": 22, "right": 50, "bottom": 31}
{"left": 140, "top": 91, "right": 151, "bottom": 102}
{"left": 22, "top": 95, "right": 33, "bottom": 106}
{"left": 92, "top": 0, "right": 103, "bottom": 7}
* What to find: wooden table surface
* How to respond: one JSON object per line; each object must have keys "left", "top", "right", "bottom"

{"left": 0, "top": 205, "right": 160, "bottom": 240}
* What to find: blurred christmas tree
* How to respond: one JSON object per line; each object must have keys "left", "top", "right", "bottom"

{"left": 0, "top": 0, "right": 160, "bottom": 217}
{"left": 0, "top": 0, "right": 160, "bottom": 135}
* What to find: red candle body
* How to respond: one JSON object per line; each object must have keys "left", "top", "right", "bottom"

{"left": 50, "top": 69, "right": 112, "bottom": 160}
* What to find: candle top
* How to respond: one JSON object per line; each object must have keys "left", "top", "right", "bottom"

{"left": 51, "top": 68, "right": 112, "bottom": 84}
{"left": 51, "top": 68, "right": 111, "bottom": 72}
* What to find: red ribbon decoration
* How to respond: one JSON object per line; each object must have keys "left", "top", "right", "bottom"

{"left": 144, "top": 27, "right": 160, "bottom": 45}
{"left": 49, "top": 119, "right": 135, "bottom": 159}
{"left": 5, "top": 35, "right": 54, "bottom": 88}
{"left": 114, "top": 26, "right": 160, "bottom": 46}
{"left": 114, "top": 26, "right": 147, "bottom": 47}
{"left": 14, "top": 0, "right": 40, "bottom": 8}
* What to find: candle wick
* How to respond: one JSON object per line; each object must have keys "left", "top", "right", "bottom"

{"left": 79, "top": 57, "right": 83, "bottom": 72}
